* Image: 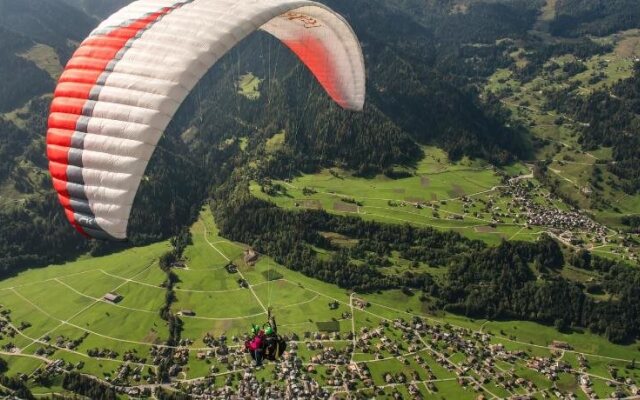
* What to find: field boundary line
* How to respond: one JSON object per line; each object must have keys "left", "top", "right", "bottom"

{"left": 0, "top": 269, "right": 96, "bottom": 292}
{"left": 180, "top": 312, "right": 266, "bottom": 321}
{"left": 99, "top": 269, "right": 246, "bottom": 294}
{"left": 202, "top": 220, "right": 268, "bottom": 313}
{"left": 0, "top": 317, "right": 157, "bottom": 369}
{"left": 272, "top": 295, "right": 319, "bottom": 310}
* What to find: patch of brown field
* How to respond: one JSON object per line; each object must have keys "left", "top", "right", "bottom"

{"left": 212, "top": 320, "right": 234, "bottom": 333}
{"left": 333, "top": 201, "right": 357, "bottom": 212}
{"left": 540, "top": 0, "right": 557, "bottom": 21}
{"left": 320, "top": 231, "right": 358, "bottom": 248}
{"left": 320, "top": 231, "right": 350, "bottom": 241}
{"left": 404, "top": 197, "right": 424, "bottom": 204}
{"left": 303, "top": 199, "right": 322, "bottom": 209}
{"left": 450, "top": 3, "right": 468, "bottom": 14}
{"left": 420, "top": 176, "right": 430, "bottom": 188}
{"left": 616, "top": 36, "right": 640, "bottom": 58}
{"left": 474, "top": 225, "right": 497, "bottom": 233}
{"left": 393, "top": 188, "right": 405, "bottom": 194}
{"left": 143, "top": 330, "right": 160, "bottom": 344}
{"left": 448, "top": 184, "right": 466, "bottom": 198}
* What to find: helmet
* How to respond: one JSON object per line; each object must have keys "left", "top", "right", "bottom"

{"left": 265, "top": 326, "right": 274, "bottom": 335}
{"left": 251, "top": 324, "right": 260, "bottom": 335}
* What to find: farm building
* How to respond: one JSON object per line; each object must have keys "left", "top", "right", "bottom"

{"left": 180, "top": 310, "right": 196, "bottom": 317}
{"left": 103, "top": 293, "right": 123, "bottom": 303}
{"left": 244, "top": 249, "right": 259, "bottom": 265}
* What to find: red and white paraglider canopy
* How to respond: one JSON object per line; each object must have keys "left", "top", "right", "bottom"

{"left": 47, "top": 0, "right": 366, "bottom": 240}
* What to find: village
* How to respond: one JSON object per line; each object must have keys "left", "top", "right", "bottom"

{"left": 370, "top": 164, "right": 636, "bottom": 261}
{"left": 3, "top": 310, "right": 634, "bottom": 399}
{"left": 117, "top": 313, "right": 640, "bottom": 399}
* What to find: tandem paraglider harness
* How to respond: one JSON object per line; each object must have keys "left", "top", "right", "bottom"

{"left": 245, "top": 315, "right": 287, "bottom": 364}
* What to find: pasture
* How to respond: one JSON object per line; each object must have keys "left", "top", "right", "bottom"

{"left": 250, "top": 147, "right": 550, "bottom": 246}
{"left": 236, "top": 72, "right": 262, "bottom": 100}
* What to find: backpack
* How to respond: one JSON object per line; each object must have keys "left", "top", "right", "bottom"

{"left": 263, "top": 335, "right": 287, "bottom": 361}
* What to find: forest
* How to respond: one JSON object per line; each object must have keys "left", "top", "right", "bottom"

{"left": 62, "top": 372, "right": 117, "bottom": 400}
{"left": 550, "top": 0, "right": 640, "bottom": 37}
{"left": 442, "top": 243, "right": 640, "bottom": 344}
{"left": 0, "top": 27, "right": 52, "bottom": 113}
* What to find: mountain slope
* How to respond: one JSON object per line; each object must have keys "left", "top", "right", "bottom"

{"left": 0, "top": 0, "right": 95, "bottom": 59}
{"left": 551, "top": 0, "right": 640, "bottom": 37}
{"left": 0, "top": 27, "right": 53, "bottom": 112}
{"left": 59, "top": 0, "right": 132, "bottom": 18}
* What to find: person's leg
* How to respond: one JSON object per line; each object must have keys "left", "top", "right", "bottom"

{"left": 255, "top": 349, "right": 263, "bottom": 366}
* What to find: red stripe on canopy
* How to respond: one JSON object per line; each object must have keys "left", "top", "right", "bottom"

{"left": 47, "top": 5, "right": 178, "bottom": 238}
{"left": 281, "top": 35, "right": 346, "bottom": 108}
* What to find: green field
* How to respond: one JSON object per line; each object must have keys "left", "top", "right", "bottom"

{"left": 236, "top": 72, "right": 262, "bottom": 100}
{"left": 18, "top": 43, "right": 62, "bottom": 80}
{"left": 250, "top": 145, "right": 635, "bottom": 260}
{"left": 250, "top": 147, "right": 554, "bottom": 246}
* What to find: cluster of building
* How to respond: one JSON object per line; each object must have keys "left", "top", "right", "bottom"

{"left": 4, "top": 299, "right": 640, "bottom": 399}
{"left": 501, "top": 182, "right": 606, "bottom": 235}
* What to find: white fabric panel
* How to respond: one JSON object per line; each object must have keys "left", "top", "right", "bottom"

{"left": 81, "top": 147, "right": 150, "bottom": 174}
{"left": 95, "top": 86, "right": 182, "bottom": 116}
{"left": 83, "top": 134, "right": 156, "bottom": 161}
{"left": 110, "top": 60, "right": 202, "bottom": 88}
{"left": 96, "top": 72, "right": 190, "bottom": 100}
{"left": 86, "top": 117, "right": 163, "bottom": 145}
{"left": 71, "top": 0, "right": 366, "bottom": 239}
{"left": 89, "top": 102, "right": 172, "bottom": 131}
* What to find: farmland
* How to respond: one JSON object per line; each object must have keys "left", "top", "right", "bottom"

{"left": 250, "top": 146, "right": 638, "bottom": 262}
{"left": 236, "top": 72, "right": 263, "bottom": 100}
{"left": 252, "top": 147, "right": 542, "bottom": 246}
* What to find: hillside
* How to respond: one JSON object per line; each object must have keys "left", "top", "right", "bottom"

{"left": 550, "top": 0, "right": 640, "bottom": 37}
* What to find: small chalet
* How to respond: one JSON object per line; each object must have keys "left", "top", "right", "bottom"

{"left": 244, "top": 249, "right": 259, "bottom": 265}
{"left": 180, "top": 310, "right": 196, "bottom": 317}
{"left": 551, "top": 340, "right": 572, "bottom": 350}
{"left": 103, "top": 293, "right": 123, "bottom": 303}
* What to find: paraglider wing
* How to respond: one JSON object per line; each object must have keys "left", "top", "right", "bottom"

{"left": 46, "top": 0, "right": 366, "bottom": 240}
